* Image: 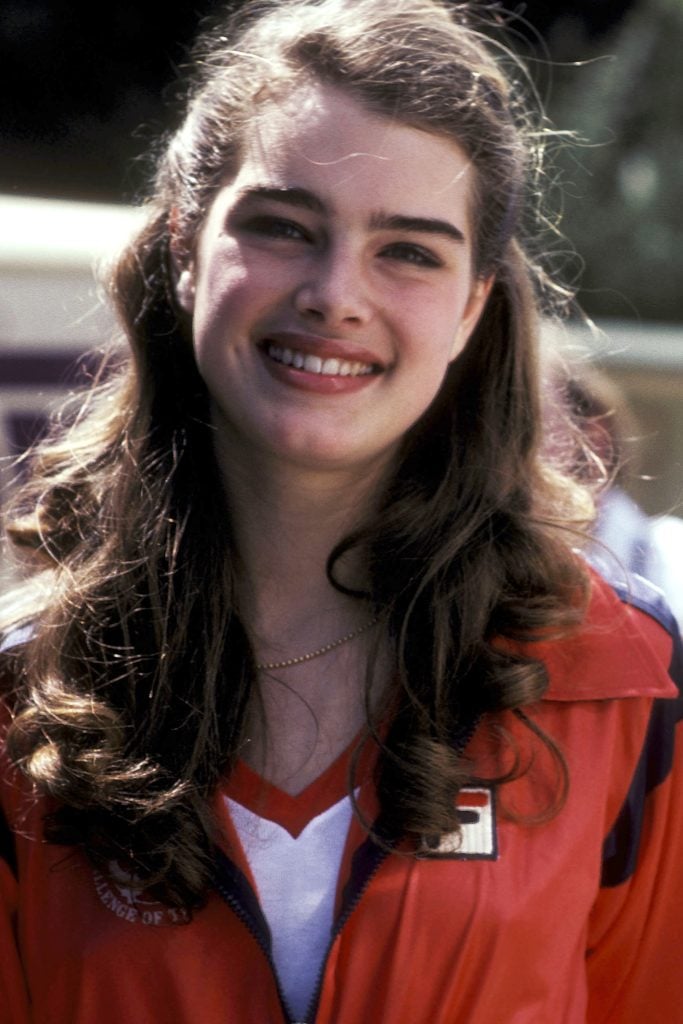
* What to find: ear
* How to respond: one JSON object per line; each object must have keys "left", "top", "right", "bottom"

{"left": 175, "top": 267, "right": 196, "bottom": 314}
{"left": 168, "top": 205, "right": 196, "bottom": 315}
{"left": 449, "top": 275, "right": 495, "bottom": 361}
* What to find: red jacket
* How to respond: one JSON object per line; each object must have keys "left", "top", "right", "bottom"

{"left": 1, "top": 573, "right": 682, "bottom": 1023}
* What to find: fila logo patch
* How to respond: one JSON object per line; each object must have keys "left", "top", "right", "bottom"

{"left": 420, "top": 786, "right": 497, "bottom": 860}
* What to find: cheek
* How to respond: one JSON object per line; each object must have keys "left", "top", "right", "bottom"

{"left": 401, "top": 294, "right": 469, "bottom": 368}
{"left": 192, "top": 264, "right": 264, "bottom": 352}
{"left": 393, "top": 323, "right": 458, "bottom": 410}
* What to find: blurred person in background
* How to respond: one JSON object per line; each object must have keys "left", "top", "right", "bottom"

{"left": 560, "top": 361, "right": 683, "bottom": 632}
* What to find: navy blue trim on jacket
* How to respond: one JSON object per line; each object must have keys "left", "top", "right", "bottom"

{"left": 601, "top": 574, "right": 683, "bottom": 888}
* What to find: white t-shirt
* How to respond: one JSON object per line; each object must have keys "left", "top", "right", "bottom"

{"left": 223, "top": 755, "right": 359, "bottom": 1021}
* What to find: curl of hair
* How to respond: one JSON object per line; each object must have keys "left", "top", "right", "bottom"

{"left": 2, "top": 0, "right": 589, "bottom": 907}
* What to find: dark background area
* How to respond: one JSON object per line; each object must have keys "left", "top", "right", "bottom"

{"left": 0, "top": 0, "right": 637, "bottom": 203}
{"left": 2, "top": 0, "right": 680, "bottom": 321}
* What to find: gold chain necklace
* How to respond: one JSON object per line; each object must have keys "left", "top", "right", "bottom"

{"left": 256, "top": 615, "right": 379, "bottom": 671}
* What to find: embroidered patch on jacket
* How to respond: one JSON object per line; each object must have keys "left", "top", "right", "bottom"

{"left": 92, "top": 861, "right": 190, "bottom": 926}
{"left": 419, "top": 786, "right": 497, "bottom": 860}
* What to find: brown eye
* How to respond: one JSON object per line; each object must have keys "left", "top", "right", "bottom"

{"left": 244, "top": 215, "right": 310, "bottom": 241}
{"left": 381, "top": 242, "right": 442, "bottom": 268}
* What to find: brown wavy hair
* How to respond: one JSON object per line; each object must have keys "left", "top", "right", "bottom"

{"left": 1, "top": 0, "right": 590, "bottom": 907}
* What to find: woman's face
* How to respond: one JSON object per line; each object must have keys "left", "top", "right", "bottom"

{"left": 184, "top": 82, "right": 491, "bottom": 478}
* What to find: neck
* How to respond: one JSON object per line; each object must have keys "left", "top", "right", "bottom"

{"left": 213, "top": 435, "right": 389, "bottom": 654}
{"left": 211, "top": 435, "right": 394, "bottom": 792}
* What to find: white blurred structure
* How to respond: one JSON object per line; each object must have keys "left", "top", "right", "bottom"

{"left": 0, "top": 195, "right": 143, "bottom": 584}
{"left": 0, "top": 197, "right": 143, "bottom": 446}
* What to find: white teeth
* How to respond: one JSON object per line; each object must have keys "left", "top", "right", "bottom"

{"left": 304, "top": 354, "right": 323, "bottom": 373}
{"left": 266, "top": 344, "right": 375, "bottom": 377}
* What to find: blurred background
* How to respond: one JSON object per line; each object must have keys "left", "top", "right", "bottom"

{"left": 1, "top": 0, "right": 681, "bottom": 573}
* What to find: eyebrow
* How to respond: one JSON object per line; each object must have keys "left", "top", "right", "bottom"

{"left": 233, "top": 185, "right": 325, "bottom": 214}
{"left": 369, "top": 212, "right": 465, "bottom": 243}
{"left": 233, "top": 185, "right": 466, "bottom": 243}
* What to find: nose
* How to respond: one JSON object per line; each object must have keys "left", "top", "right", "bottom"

{"left": 294, "top": 246, "right": 372, "bottom": 327}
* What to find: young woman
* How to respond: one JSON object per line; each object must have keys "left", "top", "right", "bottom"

{"left": 1, "top": 2, "right": 681, "bottom": 1021}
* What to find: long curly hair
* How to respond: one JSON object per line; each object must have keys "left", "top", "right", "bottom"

{"left": 1, "top": 0, "right": 590, "bottom": 908}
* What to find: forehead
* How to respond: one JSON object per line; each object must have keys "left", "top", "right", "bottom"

{"left": 231, "top": 82, "right": 475, "bottom": 217}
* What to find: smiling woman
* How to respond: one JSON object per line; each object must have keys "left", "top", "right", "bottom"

{"left": 185, "top": 83, "right": 489, "bottom": 473}
{"left": 1, "top": 2, "right": 682, "bottom": 1023}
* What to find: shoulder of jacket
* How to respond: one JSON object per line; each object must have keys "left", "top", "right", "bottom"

{"left": 530, "top": 568, "right": 680, "bottom": 703}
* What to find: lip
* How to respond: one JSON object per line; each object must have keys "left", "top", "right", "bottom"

{"left": 257, "top": 330, "right": 385, "bottom": 395}
{"left": 259, "top": 330, "right": 386, "bottom": 370}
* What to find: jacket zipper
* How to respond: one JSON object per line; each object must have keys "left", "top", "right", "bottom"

{"left": 216, "top": 714, "right": 481, "bottom": 1024}
{"left": 212, "top": 851, "right": 298, "bottom": 1023}
{"left": 213, "top": 833, "right": 390, "bottom": 1024}
{"left": 302, "top": 713, "right": 482, "bottom": 1022}
{"left": 302, "top": 838, "right": 390, "bottom": 1023}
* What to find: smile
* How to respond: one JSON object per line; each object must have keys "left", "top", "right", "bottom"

{"left": 265, "top": 343, "right": 378, "bottom": 377}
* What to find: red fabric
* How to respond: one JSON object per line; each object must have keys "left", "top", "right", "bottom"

{"left": 1, "top": 574, "right": 681, "bottom": 1024}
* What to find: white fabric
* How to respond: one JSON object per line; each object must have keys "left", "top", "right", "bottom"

{"left": 225, "top": 793, "right": 354, "bottom": 1021}
{"left": 590, "top": 487, "right": 683, "bottom": 631}
{"left": 648, "top": 515, "right": 683, "bottom": 630}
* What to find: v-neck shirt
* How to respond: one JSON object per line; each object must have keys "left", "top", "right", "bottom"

{"left": 223, "top": 740, "right": 367, "bottom": 1020}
